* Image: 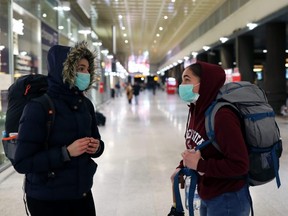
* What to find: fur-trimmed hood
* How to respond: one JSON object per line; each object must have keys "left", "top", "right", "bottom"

{"left": 47, "top": 41, "right": 97, "bottom": 92}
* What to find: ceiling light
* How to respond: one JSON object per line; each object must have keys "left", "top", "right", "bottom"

{"left": 156, "top": 34, "right": 160, "bottom": 37}
{"left": 159, "top": 27, "right": 163, "bottom": 31}
{"left": 203, "top": 46, "right": 210, "bottom": 51}
{"left": 125, "top": 40, "right": 128, "bottom": 43}
{"left": 107, "top": 55, "right": 113, "bottom": 59}
{"left": 191, "top": 52, "right": 198, "bottom": 57}
{"left": 263, "top": 50, "right": 267, "bottom": 53}
{"left": 58, "top": 26, "right": 64, "bottom": 30}
{"left": 42, "top": 13, "right": 47, "bottom": 18}
{"left": 123, "top": 33, "right": 127, "bottom": 37}
{"left": 0, "top": 45, "right": 5, "bottom": 51}
{"left": 164, "top": 16, "right": 168, "bottom": 19}
{"left": 247, "top": 22, "right": 258, "bottom": 30}
{"left": 219, "top": 37, "right": 228, "bottom": 43}
{"left": 184, "top": 56, "right": 189, "bottom": 60}
{"left": 122, "top": 26, "right": 125, "bottom": 30}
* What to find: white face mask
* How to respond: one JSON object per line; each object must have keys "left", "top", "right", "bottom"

{"left": 179, "top": 83, "right": 200, "bottom": 103}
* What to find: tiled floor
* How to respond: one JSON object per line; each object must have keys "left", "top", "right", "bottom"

{"left": 0, "top": 89, "right": 287, "bottom": 216}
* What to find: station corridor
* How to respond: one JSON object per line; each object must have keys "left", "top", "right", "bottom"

{"left": 0, "top": 89, "right": 287, "bottom": 216}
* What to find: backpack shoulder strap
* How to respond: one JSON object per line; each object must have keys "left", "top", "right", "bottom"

{"left": 32, "top": 93, "right": 55, "bottom": 149}
{"left": 204, "top": 101, "right": 238, "bottom": 152}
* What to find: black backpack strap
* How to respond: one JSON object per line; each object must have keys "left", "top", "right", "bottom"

{"left": 32, "top": 93, "right": 55, "bottom": 149}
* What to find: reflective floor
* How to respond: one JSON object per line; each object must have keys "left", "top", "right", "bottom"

{"left": 0, "top": 89, "right": 287, "bottom": 216}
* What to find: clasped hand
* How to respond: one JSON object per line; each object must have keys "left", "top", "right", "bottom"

{"left": 67, "top": 137, "right": 100, "bottom": 157}
{"left": 181, "top": 149, "right": 201, "bottom": 170}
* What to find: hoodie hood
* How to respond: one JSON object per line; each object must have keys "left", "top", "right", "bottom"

{"left": 185, "top": 61, "right": 226, "bottom": 149}
{"left": 194, "top": 61, "right": 226, "bottom": 114}
{"left": 47, "top": 41, "right": 96, "bottom": 93}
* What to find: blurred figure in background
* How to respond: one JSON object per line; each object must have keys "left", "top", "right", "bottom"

{"left": 133, "top": 82, "right": 141, "bottom": 105}
{"left": 126, "top": 83, "right": 133, "bottom": 104}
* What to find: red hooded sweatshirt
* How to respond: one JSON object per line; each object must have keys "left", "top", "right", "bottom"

{"left": 180, "top": 61, "right": 249, "bottom": 200}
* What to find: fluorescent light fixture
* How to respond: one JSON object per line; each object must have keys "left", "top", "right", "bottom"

{"left": 247, "top": 22, "right": 258, "bottom": 30}
{"left": 93, "top": 41, "right": 102, "bottom": 46}
{"left": 53, "top": 1, "right": 70, "bottom": 11}
{"left": 220, "top": 37, "right": 228, "bottom": 43}
{"left": 101, "top": 49, "right": 109, "bottom": 55}
{"left": 78, "top": 29, "right": 91, "bottom": 35}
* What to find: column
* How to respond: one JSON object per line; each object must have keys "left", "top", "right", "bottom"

{"left": 264, "top": 22, "right": 286, "bottom": 113}
{"left": 236, "top": 35, "right": 254, "bottom": 83}
{"left": 220, "top": 44, "right": 234, "bottom": 69}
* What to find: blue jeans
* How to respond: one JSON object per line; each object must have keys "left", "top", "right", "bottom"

{"left": 200, "top": 185, "right": 251, "bottom": 216}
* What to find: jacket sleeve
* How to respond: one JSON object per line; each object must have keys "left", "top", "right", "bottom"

{"left": 85, "top": 98, "right": 104, "bottom": 158}
{"left": 197, "top": 107, "right": 249, "bottom": 178}
{"left": 13, "top": 101, "right": 65, "bottom": 174}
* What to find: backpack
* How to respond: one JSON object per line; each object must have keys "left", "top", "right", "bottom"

{"left": 204, "top": 81, "right": 282, "bottom": 188}
{"left": 2, "top": 74, "right": 55, "bottom": 163}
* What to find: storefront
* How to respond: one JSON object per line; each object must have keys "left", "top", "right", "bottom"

{"left": 0, "top": 0, "right": 110, "bottom": 169}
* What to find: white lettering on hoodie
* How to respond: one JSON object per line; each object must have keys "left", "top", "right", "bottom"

{"left": 185, "top": 128, "right": 205, "bottom": 149}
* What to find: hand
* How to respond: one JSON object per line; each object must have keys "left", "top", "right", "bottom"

{"left": 67, "top": 137, "right": 90, "bottom": 157}
{"left": 170, "top": 168, "right": 181, "bottom": 183}
{"left": 85, "top": 137, "right": 100, "bottom": 154}
{"left": 67, "top": 137, "right": 100, "bottom": 157}
{"left": 181, "top": 149, "right": 201, "bottom": 170}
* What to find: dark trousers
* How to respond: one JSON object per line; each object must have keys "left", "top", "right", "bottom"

{"left": 26, "top": 191, "right": 96, "bottom": 216}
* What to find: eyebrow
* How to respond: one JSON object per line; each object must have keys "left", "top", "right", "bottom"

{"left": 78, "top": 64, "right": 88, "bottom": 67}
{"left": 183, "top": 74, "right": 191, "bottom": 78}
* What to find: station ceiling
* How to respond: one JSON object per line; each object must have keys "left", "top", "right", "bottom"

{"left": 68, "top": 0, "right": 288, "bottom": 70}
{"left": 72, "top": 0, "right": 226, "bottom": 65}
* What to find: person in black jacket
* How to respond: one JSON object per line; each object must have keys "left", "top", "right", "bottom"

{"left": 13, "top": 41, "right": 105, "bottom": 216}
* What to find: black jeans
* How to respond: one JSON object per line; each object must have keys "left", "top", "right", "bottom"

{"left": 26, "top": 191, "right": 96, "bottom": 216}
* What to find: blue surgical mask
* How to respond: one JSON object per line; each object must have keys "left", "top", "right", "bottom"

{"left": 75, "top": 72, "right": 90, "bottom": 91}
{"left": 179, "top": 84, "right": 200, "bottom": 103}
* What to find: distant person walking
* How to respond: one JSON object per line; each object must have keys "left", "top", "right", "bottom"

{"left": 126, "top": 83, "right": 133, "bottom": 104}
{"left": 133, "top": 82, "right": 141, "bottom": 105}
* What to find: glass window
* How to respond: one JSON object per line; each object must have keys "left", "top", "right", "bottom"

{"left": 13, "top": 3, "right": 41, "bottom": 78}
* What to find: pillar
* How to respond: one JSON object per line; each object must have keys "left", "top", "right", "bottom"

{"left": 264, "top": 22, "right": 286, "bottom": 113}
{"left": 236, "top": 35, "right": 254, "bottom": 83}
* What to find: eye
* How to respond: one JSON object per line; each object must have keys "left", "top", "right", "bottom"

{"left": 77, "top": 66, "right": 85, "bottom": 72}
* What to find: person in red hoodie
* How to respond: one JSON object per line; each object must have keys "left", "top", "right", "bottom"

{"left": 168, "top": 61, "right": 251, "bottom": 216}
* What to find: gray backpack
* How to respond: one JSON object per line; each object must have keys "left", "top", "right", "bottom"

{"left": 204, "top": 81, "right": 282, "bottom": 187}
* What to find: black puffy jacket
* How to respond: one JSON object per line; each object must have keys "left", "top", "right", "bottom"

{"left": 14, "top": 42, "right": 104, "bottom": 200}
